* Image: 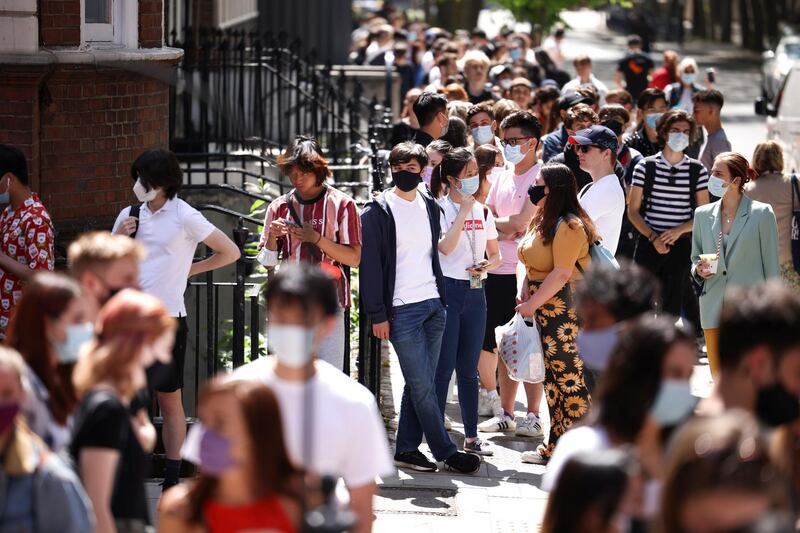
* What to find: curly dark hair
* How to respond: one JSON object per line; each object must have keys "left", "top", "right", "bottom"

{"left": 656, "top": 109, "right": 699, "bottom": 146}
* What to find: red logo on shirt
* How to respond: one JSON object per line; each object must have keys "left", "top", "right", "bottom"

{"left": 464, "top": 219, "right": 484, "bottom": 231}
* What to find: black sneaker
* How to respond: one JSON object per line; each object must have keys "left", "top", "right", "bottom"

{"left": 443, "top": 451, "right": 481, "bottom": 474}
{"left": 394, "top": 450, "right": 438, "bottom": 472}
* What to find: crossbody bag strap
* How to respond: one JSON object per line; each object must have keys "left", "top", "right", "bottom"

{"left": 284, "top": 191, "right": 303, "bottom": 226}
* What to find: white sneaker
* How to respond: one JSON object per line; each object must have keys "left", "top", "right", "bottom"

{"left": 444, "top": 414, "right": 453, "bottom": 431}
{"left": 515, "top": 413, "right": 544, "bottom": 438}
{"left": 521, "top": 445, "right": 549, "bottom": 465}
{"left": 477, "top": 390, "right": 493, "bottom": 417}
{"left": 477, "top": 413, "right": 516, "bottom": 433}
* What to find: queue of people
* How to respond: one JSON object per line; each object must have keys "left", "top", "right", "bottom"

{"left": 347, "top": 10, "right": 800, "bottom": 531}
{"left": 0, "top": 8, "right": 799, "bottom": 533}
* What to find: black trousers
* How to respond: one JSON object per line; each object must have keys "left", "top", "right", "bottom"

{"left": 632, "top": 235, "right": 699, "bottom": 331}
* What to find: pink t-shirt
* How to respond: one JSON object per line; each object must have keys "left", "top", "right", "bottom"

{"left": 486, "top": 163, "right": 540, "bottom": 275}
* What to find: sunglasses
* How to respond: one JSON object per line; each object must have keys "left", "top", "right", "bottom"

{"left": 574, "top": 144, "right": 601, "bottom": 153}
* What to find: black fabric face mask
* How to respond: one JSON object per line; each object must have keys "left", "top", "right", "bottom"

{"left": 393, "top": 170, "right": 421, "bottom": 192}
{"left": 528, "top": 185, "right": 547, "bottom": 206}
{"left": 756, "top": 381, "right": 800, "bottom": 427}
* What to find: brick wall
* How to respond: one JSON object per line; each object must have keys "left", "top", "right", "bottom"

{"left": 139, "top": 0, "right": 163, "bottom": 48}
{"left": 0, "top": 66, "right": 45, "bottom": 191}
{"left": 38, "top": 66, "right": 170, "bottom": 223}
{"left": 39, "top": 0, "right": 80, "bottom": 47}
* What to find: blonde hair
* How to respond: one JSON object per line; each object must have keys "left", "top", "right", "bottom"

{"left": 462, "top": 49, "right": 490, "bottom": 69}
{"left": 68, "top": 231, "right": 145, "bottom": 277}
{"left": 73, "top": 289, "right": 175, "bottom": 400}
{"left": 678, "top": 57, "right": 698, "bottom": 75}
{"left": 752, "top": 140, "right": 784, "bottom": 176}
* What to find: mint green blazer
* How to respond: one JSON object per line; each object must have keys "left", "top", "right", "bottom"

{"left": 691, "top": 196, "right": 780, "bottom": 329}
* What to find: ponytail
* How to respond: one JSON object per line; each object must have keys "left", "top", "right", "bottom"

{"left": 430, "top": 165, "right": 445, "bottom": 198}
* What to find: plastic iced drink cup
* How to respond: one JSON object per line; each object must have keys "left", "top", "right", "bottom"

{"left": 699, "top": 253, "right": 718, "bottom": 274}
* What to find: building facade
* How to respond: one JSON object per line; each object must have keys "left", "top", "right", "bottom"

{"left": 0, "top": 0, "right": 182, "bottom": 250}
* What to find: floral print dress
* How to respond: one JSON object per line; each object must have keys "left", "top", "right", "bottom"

{"left": 518, "top": 217, "right": 592, "bottom": 460}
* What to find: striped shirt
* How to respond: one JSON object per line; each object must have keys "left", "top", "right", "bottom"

{"left": 261, "top": 185, "right": 361, "bottom": 308}
{"left": 631, "top": 153, "right": 708, "bottom": 233}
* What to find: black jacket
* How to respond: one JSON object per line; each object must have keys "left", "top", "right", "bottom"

{"left": 359, "top": 189, "right": 446, "bottom": 324}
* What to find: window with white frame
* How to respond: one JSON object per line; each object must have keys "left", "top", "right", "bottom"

{"left": 216, "top": 0, "right": 258, "bottom": 30}
{"left": 83, "top": 0, "right": 138, "bottom": 47}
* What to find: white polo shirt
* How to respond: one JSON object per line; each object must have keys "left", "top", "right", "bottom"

{"left": 579, "top": 174, "right": 625, "bottom": 255}
{"left": 113, "top": 198, "right": 215, "bottom": 317}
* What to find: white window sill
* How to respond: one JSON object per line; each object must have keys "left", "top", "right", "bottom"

{"left": 0, "top": 45, "right": 183, "bottom": 64}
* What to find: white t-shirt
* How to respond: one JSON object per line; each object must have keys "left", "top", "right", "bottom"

{"left": 113, "top": 198, "right": 215, "bottom": 317}
{"left": 579, "top": 174, "right": 625, "bottom": 255}
{"left": 232, "top": 357, "right": 394, "bottom": 488}
{"left": 437, "top": 196, "right": 498, "bottom": 281}
{"left": 385, "top": 191, "right": 440, "bottom": 306}
{"left": 542, "top": 425, "right": 610, "bottom": 492}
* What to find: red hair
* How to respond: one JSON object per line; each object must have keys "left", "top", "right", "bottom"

{"left": 73, "top": 289, "right": 175, "bottom": 400}
{"left": 5, "top": 272, "right": 81, "bottom": 425}
{"left": 715, "top": 152, "right": 758, "bottom": 193}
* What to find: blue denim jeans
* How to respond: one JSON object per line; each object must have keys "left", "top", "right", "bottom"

{"left": 390, "top": 298, "right": 457, "bottom": 461}
{"left": 434, "top": 278, "right": 486, "bottom": 439}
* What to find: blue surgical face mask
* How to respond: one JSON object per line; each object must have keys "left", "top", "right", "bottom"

{"left": 55, "top": 322, "right": 94, "bottom": 364}
{"left": 457, "top": 175, "right": 480, "bottom": 196}
{"left": 650, "top": 379, "right": 696, "bottom": 426}
{"left": 707, "top": 175, "right": 730, "bottom": 198}
{"left": 504, "top": 142, "right": 529, "bottom": 165}
{"left": 645, "top": 112, "right": 662, "bottom": 130}
{"left": 576, "top": 326, "right": 619, "bottom": 373}
{"left": 682, "top": 72, "right": 697, "bottom": 85}
{"left": 510, "top": 48, "right": 522, "bottom": 61}
{"left": 667, "top": 132, "right": 690, "bottom": 152}
{"left": 472, "top": 125, "right": 494, "bottom": 146}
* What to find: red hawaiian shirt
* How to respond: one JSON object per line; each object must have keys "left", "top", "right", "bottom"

{"left": 0, "top": 194, "right": 54, "bottom": 337}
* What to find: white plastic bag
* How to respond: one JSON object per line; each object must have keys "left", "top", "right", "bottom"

{"left": 495, "top": 313, "right": 545, "bottom": 384}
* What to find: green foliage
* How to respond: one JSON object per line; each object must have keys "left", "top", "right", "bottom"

{"left": 217, "top": 319, "right": 267, "bottom": 371}
{"left": 494, "top": 0, "right": 626, "bottom": 31}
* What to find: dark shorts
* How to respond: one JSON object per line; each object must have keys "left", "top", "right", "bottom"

{"left": 482, "top": 273, "right": 518, "bottom": 352}
{"left": 147, "top": 316, "right": 188, "bottom": 393}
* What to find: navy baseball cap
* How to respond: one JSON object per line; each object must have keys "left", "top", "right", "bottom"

{"left": 557, "top": 91, "right": 591, "bottom": 110}
{"left": 568, "top": 125, "right": 619, "bottom": 152}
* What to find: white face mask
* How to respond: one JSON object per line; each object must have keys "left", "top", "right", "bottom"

{"left": 472, "top": 125, "right": 494, "bottom": 146}
{"left": 133, "top": 178, "right": 158, "bottom": 203}
{"left": 499, "top": 79, "right": 512, "bottom": 90}
{"left": 667, "top": 132, "right": 690, "bottom": 153}
{"left": 268, "top": 324, "right": 314, "bottom": 369}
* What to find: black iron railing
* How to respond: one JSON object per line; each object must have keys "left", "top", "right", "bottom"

{"left": 168, "top": 28, "right": 391, "bottom": 164}
{"left": 169, "top": 29, "right": 396, "bottom": 409}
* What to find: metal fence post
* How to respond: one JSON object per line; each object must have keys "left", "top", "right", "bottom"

{"left": 231, "top": 219, "right": 249, "bottom": 369}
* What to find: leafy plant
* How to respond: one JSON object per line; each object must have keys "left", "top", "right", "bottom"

{"left": 217, "top": 319, "right": 267, "bottom": 371}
